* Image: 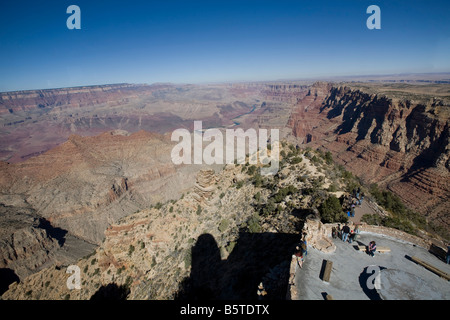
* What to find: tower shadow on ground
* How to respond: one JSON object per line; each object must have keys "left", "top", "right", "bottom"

{"left": 358, "top": 266, "right": 387, "bottom": 300}
{"left": 90, "top": 283, "right": 131, "bottom": 300}
{"left": 175, "top": 231, "right": 299, "bottom": 300}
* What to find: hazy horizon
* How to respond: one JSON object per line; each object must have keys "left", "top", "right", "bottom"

{"left": 2, "top": 71, "right": 450, "bottom": 93}
{"left": 1, "top": 0, "right": 450, "bottom": 92}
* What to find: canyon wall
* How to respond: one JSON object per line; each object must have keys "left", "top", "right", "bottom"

{"left": 287, "top": 83, "right": 449, "bottom": 227}
{"left": 0, "top": 83, "right": 161, "bottom": 114}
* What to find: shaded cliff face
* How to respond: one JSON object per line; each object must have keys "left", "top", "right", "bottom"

{"left": 0, "top": 207, "right": 59, "bottom": 280}
{"left": 288, "top": 83, "right": 450, "bottom": 227}
{"left": 0, "top": 203, "right": 96, "bottom": 285}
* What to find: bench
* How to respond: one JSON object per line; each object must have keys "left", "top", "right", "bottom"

{"left": 409, "top": 256, "right": 450, "bottom": 281}
{"left": 357, "top": 245, "right": 390, "bottom": 253}
{"left": 320, "top": 259, "right": 333, "bottom": 282}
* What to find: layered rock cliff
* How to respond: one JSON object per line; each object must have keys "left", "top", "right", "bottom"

{"left": 0, "top": 83, "right": 160, "bottom": 114}
{"left": 0, "top": 130, "right": 205, "bottom": 245}
{"left": 287, "top": 83, "right": 450, "bottom": 227}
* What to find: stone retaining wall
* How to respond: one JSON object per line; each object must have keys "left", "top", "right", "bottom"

{"left": 358, "top": 224, "right": 430, "bottom": 249}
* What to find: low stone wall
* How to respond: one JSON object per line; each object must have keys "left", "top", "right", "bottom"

{"left": 358, "top": 224, "right": 430, "bottom": 249}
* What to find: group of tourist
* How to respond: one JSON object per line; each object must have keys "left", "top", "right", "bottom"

{"left": 343, "top": 188, "right": 365, "bottom": 217}
{"left": 332, "top": 223, "right": 360, "bottom": 244}
{"left": 332, "top": 223, "right": 377, "bottom": 256}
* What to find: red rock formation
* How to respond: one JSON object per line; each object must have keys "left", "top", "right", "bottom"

{"left": 287, "top": 83, "right": 449, "bottom": 228}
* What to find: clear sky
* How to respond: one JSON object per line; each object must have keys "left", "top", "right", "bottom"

{"left": 1, "top": 0, "right": 449, "bottom": 91}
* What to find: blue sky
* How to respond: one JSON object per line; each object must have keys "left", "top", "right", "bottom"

{"left": 1, "top": 0, "right": 449, "bottom": 91}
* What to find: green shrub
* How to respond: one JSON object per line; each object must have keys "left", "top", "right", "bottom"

{"left": 154, "top": 202, "right": 163, "bottom": 210}
{"left": 362, "top": 213, "right": 416, "bottom": 235}
{"left": 219, "top": 219, "right": 230, "bottom": 232}
{"left": 247, "top": 214, "right": 262, "bottom": 233}
{"left": 184, "top": 250, "right": 192, "bottom": 269}
{"left": 260, "top": 199, "right": 277, "bottom": 216}
{"left": 272, "top": 185, "right": 298, "bottom": 203}
{"left": 290, "top": 156, "right": 302, "bottom": 164}
{"left": 361, "top": 214, "right": 383, "bottom": 225}
{"left": 324, "top": 151, "right": 333, "bottom": 165}
{"left": 369, "top": 183, "right": 405, "bottom": 215}
{"left": 319, "top": 195, "right": 347, "bottom": 223}
{"left": 311, "top": 155, "right": 321, "bottom": 164}
{"left": 251, "top": 173, "right": 263, "bottom": 187}
{"left": 247, "top": 165, "right": 257, "bottom": 176}
{"left": 327, "top": 184, "right": 338, "bottom": 192}
{"left": 128, "top": 245, "right": 135, "bottom": 256}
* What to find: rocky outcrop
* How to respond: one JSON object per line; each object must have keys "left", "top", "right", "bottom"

{"left": 0, "top": 208, "right": 60, "bottom": 279}
{"left": 302, "top": 216, "right": 336, "bottom": 253}
{"left": 192, "top": 169, "right": 217, "bottom": 205}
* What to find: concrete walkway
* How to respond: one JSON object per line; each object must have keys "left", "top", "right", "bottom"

{"left": 293, "top": 231, "right": 450, "bottom": 300}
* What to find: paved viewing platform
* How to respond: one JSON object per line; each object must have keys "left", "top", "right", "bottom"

{"left": 292, "top": 231, "right": 450, "bottom": 300}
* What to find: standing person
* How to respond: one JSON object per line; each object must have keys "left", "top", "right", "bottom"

{"left": 350, "top": 225, "right": 360, "bottom": 243}
{"left": 348, "top": 228, "right": 354, "bottom": 244}
{"left": 342, "top": 223, "right": 350, "bottom": 242}
{"left": 294, "top": 246, "right": 303, "bottom": 268}
{"left": 332, "top": 226, "right": 337, "bottom": 239}
{"left": 368, "top": 241, "right": 377, "bottom": 257}
{"left": 301, "top": 235, "right": 308, "bottom": 257}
